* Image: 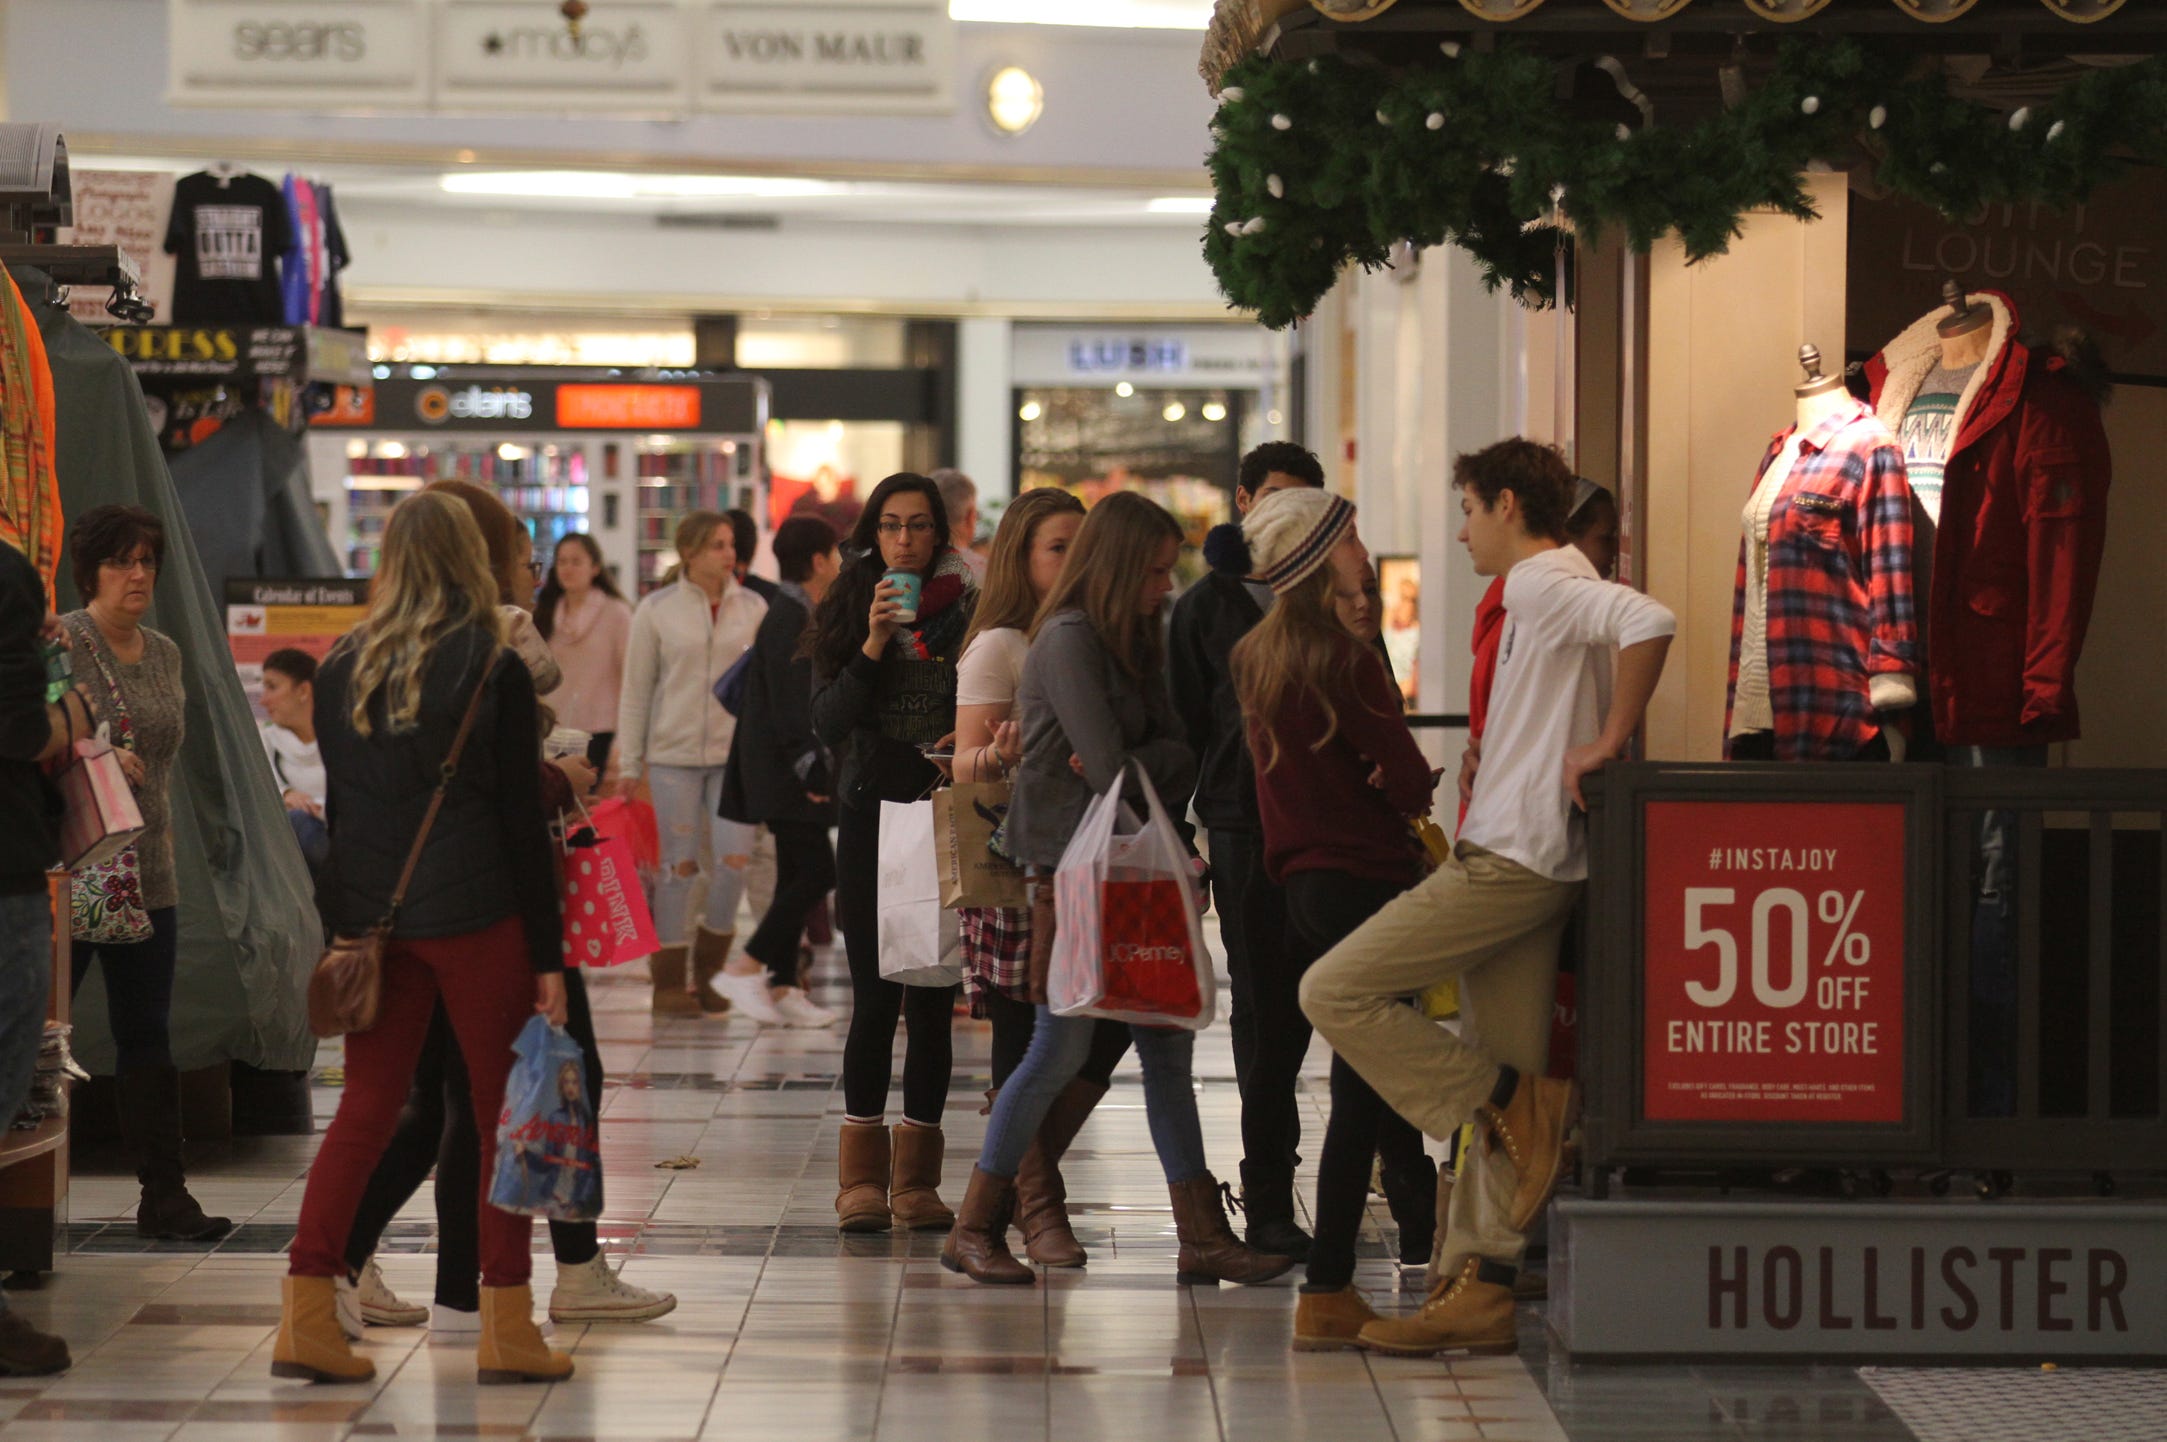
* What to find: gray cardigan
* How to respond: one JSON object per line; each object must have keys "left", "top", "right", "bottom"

{"left": 1005, "top": 610, "right": 1196, "bottom": 870}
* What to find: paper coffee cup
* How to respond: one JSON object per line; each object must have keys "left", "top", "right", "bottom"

{"left": 884, "top": 569, "right": 923, "bottom": 623}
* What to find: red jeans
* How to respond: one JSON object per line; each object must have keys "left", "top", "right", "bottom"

{"left": 290, "top": 916, "right": 539, "bottom": 1287}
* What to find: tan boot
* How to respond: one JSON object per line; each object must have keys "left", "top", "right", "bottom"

{"left": 476, "top": 1284, "right": 575, "bottom": 1384}
{"left": 1293, "top": 1286, "right": 1382, "bottom": 1352}
{"left": 691, "top": 928, "right": 735, "bottom": 1017}
{"left": 1016, "top": 1077, "right": 1106, "bottom": 1268}
{"left": 1168, "top": 1174, "right": 1296, "bottom": 1287}
{"left": 649, "top": 945, "right": 702, "bottom": 1018}
{"left": 1357, "top": 1257, "right": 1517, "bottom": 1357}
{"left": 271, "top": 1275, "right": 376, "bottom": 1384}
{"left": 1477, "top": 1071, "right": 1580, "bottom": 1234}
{"left": 939, "top": 1167, "right": 1034, "bottom": 1286}
{"left": 836, "top": 1121, "right": 892, "bottom": 1233}
{"left": 888, "top": 1124, "right": 955, "bottom": 1231}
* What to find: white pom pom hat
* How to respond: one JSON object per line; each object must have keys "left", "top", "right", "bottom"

{"left": 1240, "top": 488, "right": 1357, "bottom": 595}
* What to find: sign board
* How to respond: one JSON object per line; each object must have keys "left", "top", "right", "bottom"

{"left": 168, "top": 0, "right": 431, "bottom": 109}
{"left": 226, "top": 577, "right": 369, "bottom": 717}
{"left": 315, "top": 374, "right": 765, "bottom": 434}
{"left": 698, "top": 1, "right": 953, "bottom": 112}
{"left": 65, "top": 171, "right": 178, "bottom": 325}
{"left": 437, "top": 0, "right": 693, "bottom": 113}
{"left": 1642, "top": 800, "right": 1908, "bottom": 1125}
{"left": 96, "top": 324, "right": 373, "bottom": 386}
{"left": 1848, "top": 164, "right": 2167, "bottom": 381}
{"left": 1011, "top": 325, "right": 1274, "bottom": 388}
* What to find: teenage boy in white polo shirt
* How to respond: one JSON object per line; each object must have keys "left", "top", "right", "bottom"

{"left": 1300, "top": 438, "right": 1676, "bottom": 1356}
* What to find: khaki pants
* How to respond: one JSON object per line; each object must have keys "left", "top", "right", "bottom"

{"left": 1299, "top": 844, "right": 1579, "bottom": 1275}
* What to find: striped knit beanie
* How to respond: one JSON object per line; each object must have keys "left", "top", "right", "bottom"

{"left": 1240, "top": 488, "right": 1357, "bottom": 595}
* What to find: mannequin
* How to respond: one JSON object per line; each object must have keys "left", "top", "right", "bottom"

{"left": 1724, "top": 345, "right": 1919, "bottom": 764}
{"left": 1935, "top": 278, "right": 1993, "bottom": 369}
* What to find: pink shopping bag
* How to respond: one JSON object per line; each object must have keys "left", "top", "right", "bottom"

{"left": 561, "top": 825, "right": 660, "bottom": 967}
{"left": 56, "top": 732, "right": 145, "bottom": 870}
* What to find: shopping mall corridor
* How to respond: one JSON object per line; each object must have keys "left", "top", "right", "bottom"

{"left": 2, "top": 954, "right": 2159, "bottom": 1442}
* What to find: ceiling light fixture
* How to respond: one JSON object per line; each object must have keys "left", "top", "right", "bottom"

{"left": 1018, "top": 400, "right": 1043, "bottom": 422}
{"left": 439, "top": 171, "right": 843, "bottom": 200}
{"left": 1115, "top": 382, "right": 1135, "bottom": 398}
{"left": 1163, "top": 402, "right": 1186, "bottom": 422}
{"left": 951, "top": 0, "right": 1212, "bottom": 29}
{"left": 986, "top": 66, "right": 1044, "bottom": 137}
{"left": 1201, "top": 401, "right": 1227, "bottom": 422}
{"left": 1145, "top": 196, "right": 1214, "bottom": 215}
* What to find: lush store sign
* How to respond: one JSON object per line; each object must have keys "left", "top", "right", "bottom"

{"left": 169, "top": 0, "right": 955, "bottom": 114}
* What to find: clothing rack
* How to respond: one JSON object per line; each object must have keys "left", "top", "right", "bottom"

{"left": 0, "top": 242, "right": 151, "bottom": 322}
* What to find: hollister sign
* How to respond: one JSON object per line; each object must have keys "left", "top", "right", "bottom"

{"left": 168, "top": 0, "right": 430, "bottom": 108}
{"left": 700, "top": 1, "right": 953, "bottom": 110}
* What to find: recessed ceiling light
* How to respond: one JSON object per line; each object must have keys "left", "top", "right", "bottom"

{"left": 1115, "top": 382, "right": 1135, "bottom": 398}
{"left": 1163, "top": 402, "right": 1186, "bottom": 422}
{"left": 986, "top": 66, "right": 1044, "bottom": 137}
{"left": 1018, "top": 400, "right": 1043, "bottom": 422}
{"left": 1201, "top": 401, "right": 1227, "bottom": 422}
{"left": 440, "top": 171, "right": 842, "bottom": 200}
{"left": 1146, "top": 197, "right": 1213, "bottom": 215}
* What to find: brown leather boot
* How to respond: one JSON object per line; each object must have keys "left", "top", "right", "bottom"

{"left": 691, "top": 928, "right": 734, "bottom": 1017}
{"left": 1477, "top": 1070, "right": 1580, "bottom": 1234}
{"left": 476, "top": 1284, "right": 574, "bottom": 1384}
{"left": 1016, "top": 1077, "right": 1106, "bottom": 1268}
{"left": 649, "top": 945, "right": 702, "bottom": 1017}
{"left": 1292, "top": 1286, "right": 1382, "bottom": 1352}
{"left": 836, "top": 1121, "right": 891, "bottom": 1232}
{"left": 888, "top": 1124, "right": 955, "bottom": 1231}
{"left": 270, "top": 1275, "right": 375, "bottom": 1384}
{"left": 1357, "top": 1257, "right": 1518, "bottom": 1357}
{"left": 1168, "top": 1174, "right": 1296, "bottom": 1286}
{"left": 939, "top": 1167, "right": 1034, "bottom": 1286}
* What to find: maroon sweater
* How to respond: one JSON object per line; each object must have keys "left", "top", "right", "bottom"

{"left": 1248, "top": 638, "right": 1433, "bottom": 886}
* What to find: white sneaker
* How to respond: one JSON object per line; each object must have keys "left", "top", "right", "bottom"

{"left": 358, "top": 1257, "right": 428, "bottom": 1327}
{"left": 428, "top": 1302, "right": 481, "bottom": 1335}
{"left": 775, "top": 988, "right": 838, "bottom": 1029}
{"left": 548, "top": 1255, "right": 678, "bottom": 1323}
{"left": 333, "top": 1275, "right": 363, "bottom": 1342}
{"left": 708, "top": 968, "right": 788, "bottom": 1025}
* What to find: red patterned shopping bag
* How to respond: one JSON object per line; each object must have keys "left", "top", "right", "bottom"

{"left": 1095, "top": 877, "right": 1204, "bottom": 1020}
{"left": 561, "top": 825, "right": 660, "bottom": 967}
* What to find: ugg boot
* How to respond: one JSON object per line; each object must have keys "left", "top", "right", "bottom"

{"left": 691, "top": 928, "right": 735, "bottom": 1017}
{"left": 1292, "top": 1286, "right": 1382, "bottom": 1352}
{"left": 1477, "top": 1069, "right": 1580, "bottom": 1233}
{"left": 939, "top": 1167, "right": 1034, "bottom": 1286}
{"left": 1168, "top": 1174, "right": 1296, "bottom": 1287}
{"left": 888, "top": 1124, "right": 955, "bottom": 1231}
{"left": 835, "top": 1121, "right": 892, "bottom": 1233}
{"left": 476, "top": 1285, "right": 575, "bottom": 1384}
{"left": 1357, "top": 1257, "right": 1518, "bottom": 1357}
{"left": 271, "top": 1275, "right": 376, "bottom": 1383}
{"left": 117, "top": 1065, "right": 231, "bottom": 1241}
{"left": 1015, "top": 1077, "right": 1106, "bottom": 1268}
{"left": 649, "top": 945, "right": 703, "bottom": 1017}
{"left": 0, "top": 1313, "right": 69, "bottom": 1376}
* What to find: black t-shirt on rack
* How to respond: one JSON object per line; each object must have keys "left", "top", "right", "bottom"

{"left": 163, "top": 170, "right": 294, "bottom": 324}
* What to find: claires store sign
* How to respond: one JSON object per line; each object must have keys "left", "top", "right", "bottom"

{"left": 169, "top": 0, "right": 954, "bottom": 114}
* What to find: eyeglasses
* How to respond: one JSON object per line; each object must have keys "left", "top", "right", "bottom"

{"left": 100, "top": 556, "right": 160, "bottom": 576}
{"left": 875, "top": 518, "right": 938, "bottom": 537}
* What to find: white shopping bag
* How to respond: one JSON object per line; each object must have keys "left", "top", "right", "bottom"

{"left": 877, "top": 798, "right": 964, "bottom": 988}
{"left": 1046, "top": 763, "right": 1215, "bottom": 1030}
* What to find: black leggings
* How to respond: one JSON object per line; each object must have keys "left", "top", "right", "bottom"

{"left": 743, "top": 819, "right": 837, "bottom": 975}
{"left": 343, "top": 969, "right": 605, "bottom": 1307}
{"left": 71, "top": 905, "right": 179, "bottom": 1074}
{"left": 837, "top": 803, "right": 956, "bottom": 1123}
{"left": 985, "top": 990, "right": 1131, "bottom": 1092}
{"left": 1285, "top": 870, "right": 1431, "bottom": 1291}
{"left": 1210, "top": 828, "right": 1306, "bottom": 1209}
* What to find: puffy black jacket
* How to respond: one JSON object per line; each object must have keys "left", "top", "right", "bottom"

{"left": 316, "top": 623, "right": 561, "bottom": 973}
{"left": 720, "top": 587, "right": 833, "bottom": 827}
{"left": 1167, "top": 530, "right": 1267, "bottom": 833}
{"left": 0, "top": 541, "right": 60, "bottom": 896}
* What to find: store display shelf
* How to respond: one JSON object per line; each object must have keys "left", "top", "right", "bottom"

{"left": 0, "top": 1116, "right": 65, "bottom": 1170}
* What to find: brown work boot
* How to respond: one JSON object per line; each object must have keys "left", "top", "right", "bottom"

{"left": 835, "top": 1121, "right": 892, "bottom": 1233}
{"left": 888, "top": 1124, "right": 955, "bottom": 1231}
{"left": 1168, "top": 1174, "right": 1296, "bottom": 1286}
{"left": 1476, "top": 1069, "right": 1580, "bottom": 1234}
{"left": 1293, "top": 1285, "right": 1382, "bottom": 1352}
{"left": 475, "top": 1285, "right": 574, "bottom": 1384}
{"left": 1016, "top": 1077, "right": 1106, "bottom": 1268}
{"left": 691, "top": 928, "right": 734, "bottom": 1017}
{"left": 270, "top": 1275, "right": 375, "bottom": 1384}
{"left": 1358, "top": 1257, "right": 1518, "bottom": 1357}
{"left": 939, "top": 1167, "right": 1034, "bottom": 1286}
{"left": 0, "top": 1313, "right": 70, "bottom": 1377}
{"left": 648, "top": 945, "right": 703, "bottom": 1018}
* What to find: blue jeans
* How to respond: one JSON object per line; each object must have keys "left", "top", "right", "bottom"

{"left": 1952, "top": 745, "right": 2047, "bottom": 1118}
{"left": 288, "top": 809, "right": 330, "bottom": 876}
{"left": 647, "top": 765, "right": 756, "bottom": 945}
{"left": 71, "top": 905, "right": 179, "bottom": 1074}
{"left": 0, "top": 891, "right": 54, "bottom": 1316}
{"left": 979, "top": 1007, "right": 1207, "bottom": 1185}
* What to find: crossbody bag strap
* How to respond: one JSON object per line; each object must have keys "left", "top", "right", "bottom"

{"left": 381, "top": 651, "right": 499, "bottom": 926}
{"left": 76, "top": 621, "right": 135, "bottom": 748}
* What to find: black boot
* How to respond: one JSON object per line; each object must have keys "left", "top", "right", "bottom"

{"left": 1379, "top": 1157, "right": 1439, "bottom": 1269}
{"left": 116, "top": 1066, "right": 232, "bottom": 1241}
{"left": 1237, "top": 1161, "right": 1312, "bottom": 1263}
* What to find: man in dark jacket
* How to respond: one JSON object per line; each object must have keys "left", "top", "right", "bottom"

{"left": 1167, "top": 441, "right": 1326, "bottom": 1258}
{"left": 720, "top": 515, "right": 842, "bottom": 1023}
{"left": 0, "top": 536, "right": 88, "bottom": 1375}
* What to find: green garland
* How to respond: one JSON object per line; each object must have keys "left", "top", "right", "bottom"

{"left": 1207, "top": 40, "right": 2167, "bottom": 329}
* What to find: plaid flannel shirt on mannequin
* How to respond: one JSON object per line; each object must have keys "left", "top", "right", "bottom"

{"left": 1725, "top": 400, "right": 1920, "bottom": 761}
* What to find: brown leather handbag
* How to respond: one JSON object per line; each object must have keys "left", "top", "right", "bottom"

{"left": 307, "top": 661, "right": 497, "bottom": 1039}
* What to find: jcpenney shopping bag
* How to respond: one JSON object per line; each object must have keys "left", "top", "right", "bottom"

{"left": 1047, "top": 764, "right": 1214, "bottom": 1029}
{"left": 561, "top": 821, "right": 660, "bottom": 967}
{"left": 877, "top": 798, "right": 963, "bottom": 987}
{"left": 490, "top": 1016, "right": 602, "bottom": 1222}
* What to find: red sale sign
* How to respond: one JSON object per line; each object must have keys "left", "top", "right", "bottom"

{"left": 1642, "top": 801, "right": 1906, "bottom": 1124}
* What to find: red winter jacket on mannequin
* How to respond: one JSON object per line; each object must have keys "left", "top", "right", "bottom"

{"left": 1863, "top": 289, "right": 2111, "bottom": 748}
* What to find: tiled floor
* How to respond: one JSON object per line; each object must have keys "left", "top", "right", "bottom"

{"left": 1, "top": 950, "right": 1963, "bottom": 1441}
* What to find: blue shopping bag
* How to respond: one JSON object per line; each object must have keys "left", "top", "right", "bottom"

{"left": 489, "top": 1015, "right": 603, "bottom": 1222}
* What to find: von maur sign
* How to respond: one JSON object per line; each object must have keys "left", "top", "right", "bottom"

{"left": 169, "top": 0, "right": 955, "bottom": 115}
